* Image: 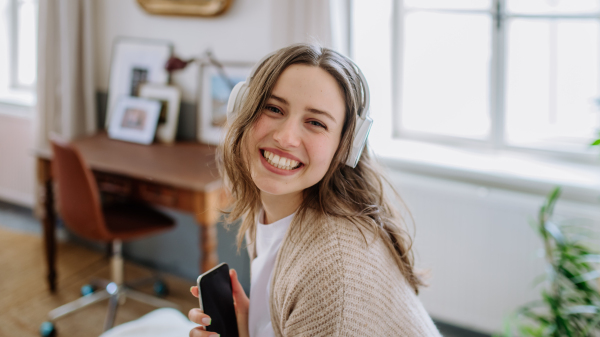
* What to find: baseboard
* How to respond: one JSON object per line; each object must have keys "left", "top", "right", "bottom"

{"left": 0, "top": 187, "right": 34, "bottom": 208}
{"left": 434, "top": 320, "right": 491, "bottom": 337}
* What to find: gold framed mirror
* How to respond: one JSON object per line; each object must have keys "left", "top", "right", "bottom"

{"left": 137, "top": 0, "right": 233, "bottom": 17}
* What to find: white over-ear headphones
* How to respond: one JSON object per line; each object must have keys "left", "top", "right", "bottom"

{"left": 226, "top": 52, "right": 373, "bottom": 168}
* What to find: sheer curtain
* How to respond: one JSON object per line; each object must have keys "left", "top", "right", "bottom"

{"left": 35, "top": 0, "right": 96, "bottom": 152}
{"left": 270, "top": 0, "right": 351, "bottom": 56}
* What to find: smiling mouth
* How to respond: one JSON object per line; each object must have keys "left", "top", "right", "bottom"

{"left": 261, "top": 150, "right": 303, "bottom": 170}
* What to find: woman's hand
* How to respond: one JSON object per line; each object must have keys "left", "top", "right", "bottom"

{"left": 189, "top": 268, "right": 250, "bottom": 337}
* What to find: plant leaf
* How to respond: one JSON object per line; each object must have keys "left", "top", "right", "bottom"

{"left": 572, "top": 270, "right": 600, "bottom": 284}
{"left": 565, "top": 305, "right": 598, "bottom": 315}
{"left": 545, "top": 221, "right": 565, "bottom": 246}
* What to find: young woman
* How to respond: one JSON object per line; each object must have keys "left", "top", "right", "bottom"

{"left": 188, "top": 44, "right": 441, "bottom": 337}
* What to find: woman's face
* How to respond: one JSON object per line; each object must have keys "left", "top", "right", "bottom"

{"left": 246, "top": 64, "right": 346, "bottom": 199}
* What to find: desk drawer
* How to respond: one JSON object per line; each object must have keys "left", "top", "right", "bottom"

{"left": 95, "top": 172, "right": 132, "bottom": 195}
{"left": 136, "top": 183, "right": 178, "bottom": 207}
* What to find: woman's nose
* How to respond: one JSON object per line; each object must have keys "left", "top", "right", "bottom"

{"left": 273, "top": 118, "right": 301, "bottom": 148}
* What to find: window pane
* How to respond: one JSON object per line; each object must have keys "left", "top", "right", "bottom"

{"left": 505, "top": 19, "right": 600, "bottom": 152}
{"left": 17, "top": 0, "right": 36, "bottom": 87}
{"left": 404, "top": 0, "right": 492, "bottom": 10}
{"left": 506, "top": 0, "right": 600, "bottom": 15}
{"left": 400, "top": 12, "right": 491, "bottom": 139}
{"left": 352, "top": 0, "right": 393, "bottom": 141}
{"left": 0, "top": 0, "right": 10, "bottom": 89}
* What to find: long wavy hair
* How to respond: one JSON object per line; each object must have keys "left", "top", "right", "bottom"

{"left": 218, "top": 43, "right": 425, "bottom": 294}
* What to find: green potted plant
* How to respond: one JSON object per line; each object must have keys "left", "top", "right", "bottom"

{"left": 497, "top": 187, "right": 600, "bottom": 337}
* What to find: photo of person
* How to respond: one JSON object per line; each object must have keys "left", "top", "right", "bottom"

{"left": 120, "top": 108, "right": 147, "bottom": 130}
{"left": 210, "top": 73, "right": 245, "bottom": 127}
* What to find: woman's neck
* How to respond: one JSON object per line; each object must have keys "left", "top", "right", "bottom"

{"left": 260, "top": 191, "right": 303, "bottom": 224}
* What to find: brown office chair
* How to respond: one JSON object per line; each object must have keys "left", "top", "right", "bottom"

{"left": 42, "top": 137, "right": 178, "bottom": 335}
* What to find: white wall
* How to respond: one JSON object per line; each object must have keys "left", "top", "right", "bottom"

{"left": 94, "top": 0, "right": 274, "bottom": 103}
{"left": 391, "top": 170, "right": 600, "bottom": 333}
{"left": 0, "top": 107, "right": 35, "bottom": 207}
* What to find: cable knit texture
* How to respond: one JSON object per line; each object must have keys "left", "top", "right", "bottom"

{"left": 248, "top": 208, "right": 441, "bottom": 337}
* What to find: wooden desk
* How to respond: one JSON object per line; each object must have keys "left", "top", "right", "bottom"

{"left": 36, "top": 133, "right": 227, "bottom": 292}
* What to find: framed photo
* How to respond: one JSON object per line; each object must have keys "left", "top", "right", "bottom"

{"left": 136, "top": 0, "right": 233, "bottom": 17}
{"left": 139, "top": 83, "right": 181, "bottom": 144}
{"left": 106, "top": 37, "right": 172, "bottom": 128}
{"left": 108, "top": 96, "right": 162, "bottom": 145}
{"left": 197, "top": 61, "right": 253, "bottom": 144}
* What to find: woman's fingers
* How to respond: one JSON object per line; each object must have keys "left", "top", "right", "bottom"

{"left": 190, "top": 286, "right": 199, "bottom": 298}
{"left": 189, "top": 326, "right": 219, "bottom": 337}
{"left": 188, "top": 308, "right": 212, "bottom": 327}
{"left": 230, "top": 269, "right": 250, "bottom": 315}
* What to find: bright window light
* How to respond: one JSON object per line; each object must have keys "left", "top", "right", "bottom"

{"left": 352, "top": 0, "right": 600, "bottom": 157}
{"left": 0, "top": 0, "right": 37, "bottom": 106}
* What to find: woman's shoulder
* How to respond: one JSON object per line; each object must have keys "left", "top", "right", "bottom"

{"left": 277, "top": 209, "right": 397, "bottom": 280}
{"left": 271, "top": 209, "right": 442, "bottom": 336}
{"left": 287, "top": 209, "right": 381, "bottom": 254}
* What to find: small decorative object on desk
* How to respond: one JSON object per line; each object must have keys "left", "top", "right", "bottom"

{"left": 108, "top": 96, "right": 162, "bottom": 145}
{"left": 197, "top": 55, "right": 253, "bottom": 145}
{"left": 139, "top": 83, "right": 181, "bottom": 144}
{"left": 106, "top": 37, "right": 172, "bottom": 128}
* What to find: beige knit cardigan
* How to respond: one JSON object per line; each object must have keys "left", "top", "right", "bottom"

{"left": 247, "top": 209, "right": 441, "bottom": 337}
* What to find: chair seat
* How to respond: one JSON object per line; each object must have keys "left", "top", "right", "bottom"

{"left": 103, "top": 202, "right": 175, "bottom": 241}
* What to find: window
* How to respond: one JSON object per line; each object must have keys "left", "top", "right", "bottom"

{"left": 352, "top": 0, "right": 600, "bottom": 158}
{"left": 0, "top": 0, "right": 37, "bottom": 106}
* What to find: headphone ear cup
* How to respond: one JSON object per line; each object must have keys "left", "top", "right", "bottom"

{"left": 227, "top": 81, "right": 249, "bottom": 119}
{"left": 345, "top": 116, "right": 373, "bottom": 168}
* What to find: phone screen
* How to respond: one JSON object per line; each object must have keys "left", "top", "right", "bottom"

{"left": 197, "top": 263, "right": 239, "bottom": 337}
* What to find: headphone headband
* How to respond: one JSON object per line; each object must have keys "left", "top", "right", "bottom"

{"left": 226, "top": 48, "right": 373, "bottom": 168}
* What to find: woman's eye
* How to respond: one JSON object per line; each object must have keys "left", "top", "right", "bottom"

{"left": 308, "top": 120, "right": 327, "bottom": 129}
{"left": 265, "top": 106, "right": 282, "bottom": 114}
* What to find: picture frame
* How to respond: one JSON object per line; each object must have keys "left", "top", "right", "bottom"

{"left": 108, "top": 96, "right": 162, "bottom": 145}
{"left": 197, "top": 61, "right": 253, "bottom": 145}
{"left": 139, "top": 83, "right": 181, "bottom": 144}
{"left": 106, "top": 37, "right": 172, "bottom": 128}
{"left": 136, "top": 0, "right": 233, "bottom": 17}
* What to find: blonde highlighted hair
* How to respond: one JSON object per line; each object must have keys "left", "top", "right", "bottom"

{"left": 218, "top": 43, "right": 425, "bottom": 294}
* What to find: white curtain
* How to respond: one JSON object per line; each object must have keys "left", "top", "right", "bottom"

{"left": 34, "top": 0, "right": 96, "bottom": 152}
{"left": 271, "top": 0, "right": 351, "bottom": 56}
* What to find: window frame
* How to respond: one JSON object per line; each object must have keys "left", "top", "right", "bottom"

{"left": 378, "top": 0, "right": 600, "bottom": 164}
{"left": 0, "top": 0, "right": 37, "bottom": 108}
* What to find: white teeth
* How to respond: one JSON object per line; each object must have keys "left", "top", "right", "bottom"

{"left": 262, "top": 150, "right": 300, "bottom": 170}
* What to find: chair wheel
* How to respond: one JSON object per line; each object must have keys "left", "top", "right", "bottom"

{"left": 40, "top": 321, "right": 56, "bottom": 337}
{"left": 153, "top": 281, "right": 169, "bottom": 297}
{"left": 80, "top": 284, "right": 96, "bottom": 296}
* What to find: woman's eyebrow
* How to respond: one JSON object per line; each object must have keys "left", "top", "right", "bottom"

{"left": 270, "top": 94, "right": 289, "bottom": 105}
{"left": 270, "top": 94, "right": 337, "bottom": 123}
{"left": 306, "top": 107, "right": 336, "bottom": 123}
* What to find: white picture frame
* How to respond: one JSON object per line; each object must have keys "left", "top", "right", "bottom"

{"left": 108, "top": 96, "right": 162, "bottom": 145}
{"left": 106, "top": 37, "right": 172, "bottom": 128}
{"left": 197, "top": 61, "right": 253, "bottom": 145}
{"left": 139, "top": 83, "right": 181, "bottom": 144}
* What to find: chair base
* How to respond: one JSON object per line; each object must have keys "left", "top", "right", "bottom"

{"left": 47, "top": 277, "right": 180, "bottom": 331}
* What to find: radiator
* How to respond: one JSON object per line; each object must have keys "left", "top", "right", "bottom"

{"left": 388, "top": 170, "right": 600, "bottom": 334}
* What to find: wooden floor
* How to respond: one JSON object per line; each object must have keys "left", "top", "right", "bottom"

{"left": 0, "top": 226, "right": 199, "bottom": 337}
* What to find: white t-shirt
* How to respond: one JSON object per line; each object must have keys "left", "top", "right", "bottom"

{"left": 248, "top": 209, "right": 294, "bottom": 337}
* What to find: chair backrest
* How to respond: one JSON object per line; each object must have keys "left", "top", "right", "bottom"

{"left": 50, "top": 137, "right": 112, "bottom": 241}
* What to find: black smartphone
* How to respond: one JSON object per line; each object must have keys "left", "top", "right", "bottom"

{"left": 196, "top": 262, "right": 239, "bottom": 337}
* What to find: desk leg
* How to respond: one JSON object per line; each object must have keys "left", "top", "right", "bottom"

{"left": 37, "top": 158, "right": 57, "bottom": 293}
{"left": 194, "top": 190, "right": 221, "bottom": 272}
